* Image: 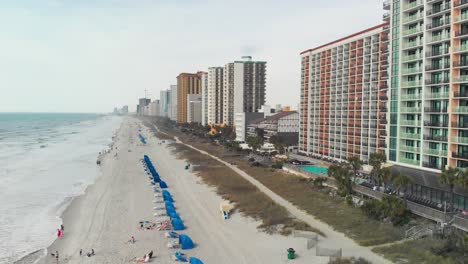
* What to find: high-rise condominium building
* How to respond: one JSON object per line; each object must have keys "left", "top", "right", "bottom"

{"left": 201, "top": 72, "right": 208, "bottom": 125}
{"left": 177, "top": 72, "right": 204, "bottom": 123}
{"left": 203, "top": 67, "right": 224, "bottom": 125}
{"left": 187, "top": 94, "right": 202, "bottom": 123}
{"left": 386, "top": 0, "right": 468, "bottom": 170}
{"left": 223, "top": 56, "right": 266, "bottom": 126}
{"left": 299, "top": 24, "right": 390, "bottom": 163}
{"left": 159, "top": 89, "right": 171, "bottom": 118}
{"left": 169, "top": 85, "right": 178, "bottom": 121}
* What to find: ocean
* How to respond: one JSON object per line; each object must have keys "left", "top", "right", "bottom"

{"left": 0, "top": 113, "right": 123, "bottom": 263}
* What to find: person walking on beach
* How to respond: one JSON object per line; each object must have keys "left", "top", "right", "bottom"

{"left": 79, "top": 249, "right": 82, "bottom": 256}
{"left": 55, "top": 251, "right": 59, "bottom": 264}
{"left": 60, "top": 224, "right": 64, "bottom": 232}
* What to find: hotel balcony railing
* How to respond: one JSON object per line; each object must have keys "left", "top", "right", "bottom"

{"left": 403, "top": 41, "right": 423, "bottom": 49}
{"left": 402, "top": 53, "right": 422, "bottom": 62}
{"left": 424, "top": 121, "right": 448, "bottom": 127}
{"left": 403, "top": 13, "right": 423, "bottom": 23}
{"left": 452, "top": 152, "right": 468, "bottom": 159}
{"left": 399, "top": 157, "right": 420, "bottom": 166}
{"left": 402, "top": 67, "right": 422, "bottom": 74}
{"left": 403, "top": 0, "right": 423, "bottom": 11}
{"left": 453, "top": 44, "right": 468, "bottom": 53}
{"left": 454, "top": 0, "right": 468, "bottom": 8}
{"left": 383, "top": 0, "right": 390, "bottom": 10}
{"left": 425, "top": 49, "right": 449, "bottom": 57}
{"left": 427, "top": 34, "right": 450, "bottom": 43}
{"left": 452, "top": 76, "right": 468, "bottom": 83}
{"left": 400, "top": 133, "right": 421, "bottom": 139}
{"left": 453, "top": 61, "right": 468, "bottom": 68}
{"left": 454, "top": 137, "right": 468, "bottom": 144}
{"left": 400, "top": 93, "right": 421, "bottom": 100}
{"left": 400, "top": 145, "right": 420, "bottom": 153}
{"left": 454, "top": 91, "right": 468, "bottom": 98}
{"left": 426, "top": 63, "right": 450, "bottom": 71}
{"left": 424, "top": 135, "right": 448, "bottom": 142}
{"left": 424, "top": 107, "right": 447, "bottom": 113}
{"left": 422, "top": 162, "right": 443, "bottom": 170}
{"left": 453, "top": 106, "right": 468, "bottom": 113}
{"left": 400, "top": 107, "right": 421, "bottom": 113}
{"left": 425, "top": 79, "right": 450, "bottom": 85}
{"left": 426, "top": 91, "right": 449, "bottom": 99}
{"left": 452, "top": 121, "right": 468, "bottom": 128}
{"left": 455, "top": 29, "right": 468, "bottom": 38}
{"left": 426, "top": 18, "right": 451, "bottom": 30}
{"left": 401, "top": 120, "right": 421, "bottom": 126}
{"left": 455, "top": 13, "right": 468, "bottom": 23}
{"left": 426, "top": 3, "right": 451, "bottom": 16}
{"left": 401, "top": 80, "right": 422, "bottom": 88}
{"left": 403, "top": 27, "right": 423, "bottom": 37}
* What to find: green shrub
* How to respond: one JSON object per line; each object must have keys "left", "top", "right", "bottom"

{"left": 361, "top": 196, "right": 410, "bottom": 226}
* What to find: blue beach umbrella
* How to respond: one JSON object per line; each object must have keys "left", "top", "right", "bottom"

{"left": 189, "top": 257, "right": 203, "bottom": 264}
{"left": 172, "top": 218, "right": 185, "bottom": 231}
{"left": 178, "top": 234, "right": 194, "bottom": 249}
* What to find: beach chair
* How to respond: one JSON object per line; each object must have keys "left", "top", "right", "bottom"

{"left": 157, "top": 221, "right": 172, "bottom": 231}
{"left": 164, "top": 230, "right": 179, "bottom": 238}
{"left": 171, "top": 251, "right": 187, "bottom": 262}
{"left": 154, "top": 205, "right": 165, "bottom": 210}
{"left": 154, "top": 211, "right": 167, "bottom": 217}
{"left": 166, "top": 240, "right": 180, "bottom": 249}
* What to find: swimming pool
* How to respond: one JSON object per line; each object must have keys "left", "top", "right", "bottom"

{"left": 299, "top": 165, "right": 328, "bottom": 175}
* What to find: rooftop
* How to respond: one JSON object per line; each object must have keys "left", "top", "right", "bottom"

{"left": 300, "top": 23, "right": 389, "bottom": 55}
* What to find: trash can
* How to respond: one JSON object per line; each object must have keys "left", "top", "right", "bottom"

{"left": 287, "top": 248, "right": 295, "bottom": 260}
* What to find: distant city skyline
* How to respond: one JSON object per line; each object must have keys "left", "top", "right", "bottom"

{"left": 0, "top": 0, "right": 382, "bottom": 113}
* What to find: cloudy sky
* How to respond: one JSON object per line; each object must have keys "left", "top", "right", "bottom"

{"left": 0, "top": 0, "right": 383, "bottom": 113}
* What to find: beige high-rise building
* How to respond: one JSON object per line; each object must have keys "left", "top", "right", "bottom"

{"left": 176, "top": 72, "right": 204, "bottom": 123}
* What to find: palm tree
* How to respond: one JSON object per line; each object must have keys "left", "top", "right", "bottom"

{"left": 458, "top": 168, "right": 468, "bottom": 188}
{"left": 392, "top": 173, "right": 412, "bottom": 196}
{"left": 439, "top": 167, "right": 462, "bottom": 211}
{"left": 369, "top": 153, "right": 387, "bottom": 184}
{"left": 377, "top": 167, "right": 392, "bottom": 191}
{"left": 347, "top": 156, "right": 363, "bottom": 184}
{"left": 329, "top": 163, "right": 353, "bottom": 195}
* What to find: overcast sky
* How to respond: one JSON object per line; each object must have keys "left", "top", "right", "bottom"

{"left": 0, "top": 0, "right": 383, "bottom": 113}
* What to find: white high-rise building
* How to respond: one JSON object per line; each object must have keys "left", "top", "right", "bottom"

{"left": 223, "top": 56, "right": 266, "bottom": 126}
{"left": 203, "top": 67, "right": 224, "bottom": 125}
{"left": 169, "top": 85, "right": 178, "bottom": 121}
{"left": 201, "top": 72, "right": 208, "bottom": 125}
{"left": 187, "top": 94, "right": 202, "bottom": 123}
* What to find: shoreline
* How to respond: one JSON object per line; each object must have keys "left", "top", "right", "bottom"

{"left": 13, "top": 135, "right": 117, "bottom": 264}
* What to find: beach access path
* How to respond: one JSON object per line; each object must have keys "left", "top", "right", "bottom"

{"left": 37, "top": 117, "right": 329, "bottom": 264}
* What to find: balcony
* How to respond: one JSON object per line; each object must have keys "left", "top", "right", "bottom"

{"left": 454, "top": 91, "right": 468, "bottom": 98}
{"left": 454, "top": 0, "right": 468, "bottom": 8}
{"left": 383, "top": 0, "right": 390, "bottom": 10}
{"left": 452, "top": 76, "right": 468, "bottom": 83}
{"left": 426, "top": 63, "right": 450, "bottom": 71}
{"left": 453, "top": 106, "right": 468, "bottom": 113}
{"left": 401, "top": 80, "right": 422, "bottom": 88}
{"left": 423, "top": 135, "right": 448, "bottom": 142}
{"left": 403, "top": 13, "right": 423, "bottom": 24}
{"left": 424, "top": 107, "right": 447, "bottom": 113}
{"left": 425, "top": 79, "right": 450, "bottom": 85}
{"left": 426, "top": 18, "right": 451, "bottom": 30}
{"left": 452, "top": 121, "right": 468, "bottom": 129}
{"left": 452, "top": 152, "right": 468, "bottom": 160}
{"left": 424, "top": 121, "right": 448, "bottom": 127}
{"left": 403, "top": 41, "right": 422, "bottom": 50}
{"left": 403, "top": 27, "right": 422, "bottom": 37}
{"left": 400, "top": 107, "right": 421, "bottom": 113}
{"left": 399, "top": 157, "right": 420, "bottom": 166}
{"left": 455, "top": 29, "right": 468, "bottom": 38}
{"left": 402, "top": 67, "right": 422, "bottom": 75}
{"left": 425, "top": 49, "right": 449, "bottom": 58}
{"left": 400, "top": 132, "right": 421, "bottom": 139}
{"left": 453, "top": 44, "right": 468, "bottom": 53}
{"left": 402, "top": 53, "right": 422, "bottom": 62}
{"left": 400, "top": 145, "right": 420, "bottom": 153}
{"left": 400, "top": 93, "right": 421, "bottom": 100}
{"left": 422, "top": 162, "right": 443, "bottom": 170}
{"left": 426, "top": 3, "right": 451, "bottom": 16}
{"left": 454, "top": 137, "right": 468, "bottom": 144}
{"left": 400, "top": 120, "right": 421, "bottom": 126}
{"left": 455, "top": 13, "right": 468, "bottom": 23}
{"left": 424, "top": 148, "right": 448, "bottom": 156}
{"left": 427, "top": 34, "right": 450, "bottom": 43}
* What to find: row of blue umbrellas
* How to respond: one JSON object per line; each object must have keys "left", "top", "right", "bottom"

{"left": 142, "top": 155, "right": 202, "bottom": 264}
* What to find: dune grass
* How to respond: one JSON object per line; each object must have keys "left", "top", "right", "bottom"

{"left": 170, "top": 143, "right": 324, "bottom": 236}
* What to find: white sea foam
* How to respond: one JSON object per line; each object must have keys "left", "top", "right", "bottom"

{"left": 0, "top": 114, "right": 122, "bottom": 263}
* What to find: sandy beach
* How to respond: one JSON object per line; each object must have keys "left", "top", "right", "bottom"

{"left": 31, "top": 117, "right": 332, "bottom": 264}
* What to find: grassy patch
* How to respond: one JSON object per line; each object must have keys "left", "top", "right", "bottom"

{"left": 170, "top": 143, "right": 324, "bottom": 236}
{"left": 372, "top": 238, "right": 462, "bottom": 264}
